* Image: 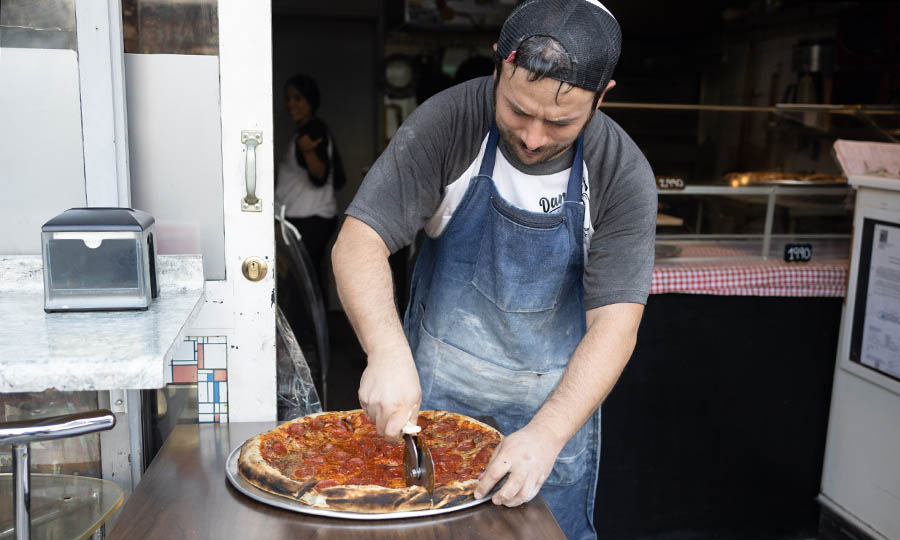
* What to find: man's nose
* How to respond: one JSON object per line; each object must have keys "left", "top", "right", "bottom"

{"left": 520, "top": 120, "right": 549, "bottom": 150}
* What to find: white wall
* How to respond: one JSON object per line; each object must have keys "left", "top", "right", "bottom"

{"left": 0, "top": 48, "right": 86, "bottom": 254}
{"left": 125, "top": 53, "right": 225, "bottom": 280}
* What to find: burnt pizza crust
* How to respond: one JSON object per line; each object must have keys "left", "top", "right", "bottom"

{"left": 300, "top": 484, "right": 432, "bottom": 513}
{"left": 433, "top": 478, "right": 480, "bottom": 508}
{"left": 236, "top": 409, "right": 503, "bottom": 513}
{"left": 238, "top": 436, "right": 318, "bottom": 499}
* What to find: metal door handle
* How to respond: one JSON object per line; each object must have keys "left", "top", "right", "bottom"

{"left": 241, "top": 130, "right": 263, "bottom": 212}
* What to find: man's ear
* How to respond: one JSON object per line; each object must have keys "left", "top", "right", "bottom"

{"left": 596, "top": 80, "right": 617, "bottom": 109}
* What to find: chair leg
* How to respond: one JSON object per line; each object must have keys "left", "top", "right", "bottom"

{"left": 12, "top": 443, "right": 30, "bottom": 540}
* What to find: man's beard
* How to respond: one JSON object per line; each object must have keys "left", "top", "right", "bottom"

{"left": 496, "top": 121, "right": 573, "bottom": 165}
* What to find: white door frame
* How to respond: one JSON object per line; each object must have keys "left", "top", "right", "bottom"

{"left": 75, "top": 0, "right": 131, "bottom": 207}
{"left": 188, "top": 0, "right": 277, "bottom": 422}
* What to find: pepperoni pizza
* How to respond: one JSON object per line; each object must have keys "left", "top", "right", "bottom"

{"left": 238, "top": 409, "right": 502, "bottom": 513}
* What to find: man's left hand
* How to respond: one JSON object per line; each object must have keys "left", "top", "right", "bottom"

{"left": 473, "top": 423, "right": 563, "bottom": 507}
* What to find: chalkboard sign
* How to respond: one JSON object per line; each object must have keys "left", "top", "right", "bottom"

{"left": 784, "top": 243, "right": 813, "bottom": 262}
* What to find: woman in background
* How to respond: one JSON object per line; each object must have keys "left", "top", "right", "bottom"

{"left": 276, "top": 73, "right": 345, "bottom": 293}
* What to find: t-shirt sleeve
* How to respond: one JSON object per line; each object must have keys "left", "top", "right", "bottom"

{"left": 584, "top": 149, "right": 657, "bottom": 310}
{"left": 345, "top": 94, "right": 458, "bottom": 253}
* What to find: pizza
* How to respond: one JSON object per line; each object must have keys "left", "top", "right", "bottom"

{"left": 237, "top": 409, "right": 503, "bottom": 513}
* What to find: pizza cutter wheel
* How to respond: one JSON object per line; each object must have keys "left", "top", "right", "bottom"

{"left": 403, "top": 434, "right": 435, "bottom": 499}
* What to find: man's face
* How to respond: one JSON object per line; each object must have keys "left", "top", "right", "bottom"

{"left": 493, "top": 63, "right": 597, "bottom": 165}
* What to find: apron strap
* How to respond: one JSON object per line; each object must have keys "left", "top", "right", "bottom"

{"left": 480, "top": 125, "right": 584, "bottom": 205}
{"left": 565, "top": 134, "right": 585, "bottom": 203}
{"left": 478, "top": 126, "right": 501, "bottom": 177}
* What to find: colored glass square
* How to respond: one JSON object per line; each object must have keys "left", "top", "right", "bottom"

{"left": 214, "top": 369, "right": 227, "bottom": 381}
{"left": 172, "top": 339, "right": 195, "bottom": 362}
{"left": 197, "top": 344, "right": 204, "bottom": 369}
{"left": 204, "top": 344, "right": 227, "bottom": 369}
{"left": 172, "top": 365, "right": 198, "bottom": 383}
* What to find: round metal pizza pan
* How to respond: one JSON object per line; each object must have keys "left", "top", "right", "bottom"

{"left": 224, "top": 444, "right": 490, "bottom": 520}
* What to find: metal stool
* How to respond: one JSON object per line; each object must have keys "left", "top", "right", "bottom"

{"left": 0, "top": 410, "right": 116, "bottom": 540}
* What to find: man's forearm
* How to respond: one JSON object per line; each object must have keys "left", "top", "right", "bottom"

{"left": 331, "top": 216, "right": 408, "bottom": 357}
{"left": 529, "top": 303, "right": 644, "bottom": 449}
{"left": 333, "top": 216, "right": 422, "bottom": 437}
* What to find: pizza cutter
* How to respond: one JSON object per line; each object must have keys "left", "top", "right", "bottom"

{"left": 402, "top": 422, "right": 435, "bottom": 499}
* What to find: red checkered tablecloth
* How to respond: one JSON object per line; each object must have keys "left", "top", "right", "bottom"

{"left": 651, "top": 258, "right": 849, "bottom": 297}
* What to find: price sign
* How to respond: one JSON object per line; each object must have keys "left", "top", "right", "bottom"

{"left": 784, "top": 243, "right": 813, "bottom": 262}
{"left": 656, "top": 177, "right": 685, "bottom": 190}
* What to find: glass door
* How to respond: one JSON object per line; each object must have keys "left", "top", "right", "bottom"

{"left": 0, "top": 1, "right": 88, "bottom": 254}
{"left": 122, "top": 0, "right": 277, "bottom": 424}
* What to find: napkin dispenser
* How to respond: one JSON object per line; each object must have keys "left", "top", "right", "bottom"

{"left": 42, "top": 208, "right": 158, "bottom": 312}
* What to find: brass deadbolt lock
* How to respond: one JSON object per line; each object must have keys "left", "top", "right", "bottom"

{"left": 241, "top": 257, "right": 268, "bottom": 282}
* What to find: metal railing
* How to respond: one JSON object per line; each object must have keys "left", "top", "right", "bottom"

{"left": 0, "top": 410, "right": 116, "bottom": 540}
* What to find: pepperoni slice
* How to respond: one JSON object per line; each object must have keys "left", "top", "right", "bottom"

{"left": 433, "top": 421, "right": 456, "bottom": 433}
{"left": 360, "top": 440, "right": 376, "bottom": 458}
{"left": 456, "top": 439, "right": 475, "bottom": 451}
{"left": 347, "top": 457, "right": 365, "bottom": 468}
{"left": 287, "top": 423, "right": 306, "bottom": 437}
{"left": 294, "top": 466, "right": 318, "bottom": 479}
{"left": 473, "top": 446, "right": 492, "bottom": 464}
{"left": 269, "top": 440, "right": 287, "bottom": 457}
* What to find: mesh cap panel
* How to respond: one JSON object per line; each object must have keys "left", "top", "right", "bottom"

{"left": 497, "top": 0, "right": 622, "bottom": 92}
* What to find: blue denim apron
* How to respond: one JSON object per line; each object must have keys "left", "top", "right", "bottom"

{"left": 404, "top": 126, "right": 601, "bottom": 540}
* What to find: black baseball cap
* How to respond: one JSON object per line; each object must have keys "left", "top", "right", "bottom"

{"left": 497, "top": 0, "right": 622, "bottom": 93}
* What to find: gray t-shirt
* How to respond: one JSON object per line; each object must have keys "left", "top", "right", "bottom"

{"left": 346, "top": 76, "right": 657, "bottom": 309}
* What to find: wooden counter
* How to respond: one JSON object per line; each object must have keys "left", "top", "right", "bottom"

{"left": 109, "top": 422, "right": 565, "bottom": 540}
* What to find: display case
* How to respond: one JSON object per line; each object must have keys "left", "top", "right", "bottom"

{"left": 656, "top": 184, "right": 854, "bottom": 262}
{"left": 602, "top": 102, "right": 898, "bottom": 263}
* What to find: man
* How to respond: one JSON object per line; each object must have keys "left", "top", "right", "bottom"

{"left": 332, "top": 0, "right": 656, "bottom": 537}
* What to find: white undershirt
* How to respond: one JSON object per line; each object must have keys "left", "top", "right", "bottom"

{"left": 425, "top": 133, "right": 594, "bottom": 253}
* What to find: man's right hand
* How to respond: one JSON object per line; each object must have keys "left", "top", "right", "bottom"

{"left": 358, "top": 347, "right": 421, "bottom": 442}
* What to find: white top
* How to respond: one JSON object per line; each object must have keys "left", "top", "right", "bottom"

{"left": 275, "top": 134, "right": 338, "bottom": 219}
{"left": 0, "top": 254, "right": 205, "bottom": 392}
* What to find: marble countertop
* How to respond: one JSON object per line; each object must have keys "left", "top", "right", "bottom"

{"left": 0, "top": 254, "right": 205, "bottom": 392}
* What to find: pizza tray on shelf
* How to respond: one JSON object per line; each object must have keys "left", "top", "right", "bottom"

{"left": 224, "top": 442, "right": 491, "bottom": 520}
